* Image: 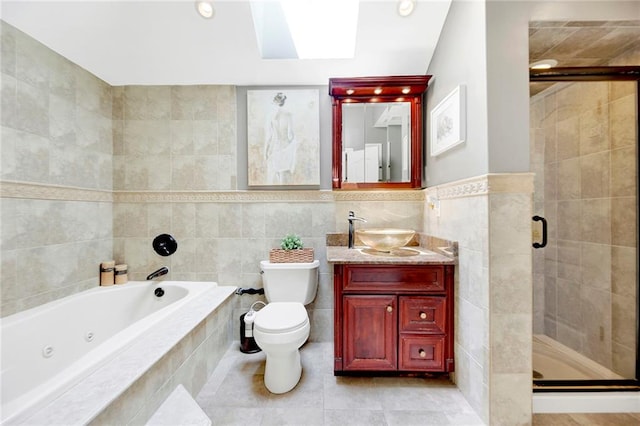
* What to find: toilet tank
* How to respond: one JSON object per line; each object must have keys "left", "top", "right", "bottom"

{"left": 260, "top": 260, "right": 320, "bottom": 304}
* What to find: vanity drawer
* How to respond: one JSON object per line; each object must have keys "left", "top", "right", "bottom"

{"left": 399, "top": 335, "right": 445, "bottom": 371}
{"left": 399, "top": 296, "right": 446, "bottom": 334}
{"left": 343, "top": 265, "right": 445, "bottom": 293}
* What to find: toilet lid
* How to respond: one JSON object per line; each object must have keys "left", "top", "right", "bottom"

{"left": 254, "top": 302, "right": 308, "bottom": 333}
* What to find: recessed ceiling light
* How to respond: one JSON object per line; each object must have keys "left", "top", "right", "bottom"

{"left": 374, "top": 88, "right": 382, "bottom": 95}
{"left": 402, "top": 87, "right": 410, "bottom": 94}
{"left": 346, "top": 89, "right": 355, "bottom": 95}
{"left": 397, "top": 0, "right": 415, "bottom": 17}
{"left": 196, "top": 1, "right": 215, "bottom": 19}
{"left": 530, "top": 59, "right": 558, "bottom": 69}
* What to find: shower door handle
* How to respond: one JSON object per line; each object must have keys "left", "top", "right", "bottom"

{"left": 532, "top": 215, "right": 547, "bottom": 249}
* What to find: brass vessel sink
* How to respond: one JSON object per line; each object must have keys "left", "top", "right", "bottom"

{"left": 355, "top": 228, "right": 416, "bottom": 252}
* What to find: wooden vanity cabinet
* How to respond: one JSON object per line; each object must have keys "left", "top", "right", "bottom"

{"left": 333, "top": 264, "right": 454, "bottom": 375}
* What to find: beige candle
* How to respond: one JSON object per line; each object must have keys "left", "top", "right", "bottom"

{"left": 115, "top": 264, "right": 128, "bottom": 285}
{"left": 100, "top": 261, "right": 115, "bottom": 286}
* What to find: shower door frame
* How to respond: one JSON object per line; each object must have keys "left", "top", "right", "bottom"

{"left": 530, "top": 66, "right": 640, "bottom": 392}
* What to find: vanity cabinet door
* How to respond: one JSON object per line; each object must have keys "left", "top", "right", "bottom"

{"left": 399, "top": 296, "right": 446, "bottom": 334}
{"left": 343, "top": 295, "right": 397, "bottom": 371}
{"left": 399, "top": 335, "right": 445, "bottom": 370}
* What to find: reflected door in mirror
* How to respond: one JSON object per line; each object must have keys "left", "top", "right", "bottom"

{"left": 329, "top": 75, "right": 431, "bottom": 189}
{"left": 341, "top": 103, "right": 411, "bottom": 184}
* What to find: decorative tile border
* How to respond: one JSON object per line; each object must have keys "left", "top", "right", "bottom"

{"left": 332, "top": 190, "right": 425, "bottom": 202}
{"left": 2, "top": 175, "right": 532, "bottom": 204}
{"left": 115, "top": 189, "right": 425, "bottom": 203}
{"left": 1, "top": 181, "right": 426, "bottom": 203}
{"left": 0, "top": 181, "right": 113, "bottom": 202}
{"left": 114, "top": 190, "right": 336, "bottom": 203}
{"left": 427, "top": 173, "right": 534, "bottom": 200}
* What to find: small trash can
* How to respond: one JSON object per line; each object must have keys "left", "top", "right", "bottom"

{"left": 239, "top": 311, "right": 261, "bottom": 354}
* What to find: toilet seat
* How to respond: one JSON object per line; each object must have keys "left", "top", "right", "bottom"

{"left": 254, "top": 302, "right": 308, "bottom": 334}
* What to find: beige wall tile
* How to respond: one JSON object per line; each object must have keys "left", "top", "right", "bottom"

{"left": 580, "top": 286, "right": 612, "bottom": 367}
{"left": 556, "top": 83, "right": 582, "bottom": 121}
{"left": 543, "top": 275, "right": 557, "bottom": 321}
{"left": 609, "top": 81, "right": 636, "bottom": 101}
{"left": 580, "top": 151, "right": 610, "bottom": 198}
{"left": 611, "top": 145, "right": 636, "bottom": 196}
{"left": 612, "top": 341, "right": 636, "bottom": 378}
{"left": 172, "top": 203, "right": 196, "bottom": 238}
{"left": 557, "top": 278, "right": 582, "bottom": 330}
{"left": 610, "top": 93, "right": 637, "bottom": 149}
{"left": 557, "top": 200, "right": 581, "bottom": 240}
{"left": 612, "top": 292, "right": 636, "bottom": 350}
{"left": 491, "top": 314, "right": 531, "bottom": 374}
{"left": 579, "top": 105, "right": 610, "bottom": 156}
{"left": 611, "top": 196, "right": 637, "bottom": 247}
{"left": 556, "top": 117, "right": 580, "bottom": 161}
{"left": 580, "top": 81, "right": 609, "bottom": 114}
{"left": 490, "top": 374, "right": 531, "bottom": 426}
{"left": 581, "top": 243, "right": 611, "bottom": 291}
{"left": 556, "top": 240, "right": 581, "bottom": 282}
{"left": 581, "top": 198, "right": 611, "bottom": 244}
{"left": 543, "top": 161, "right": 557, "bottom": 203}
{"left": 611, "top": 246, "right": 637, "bottom": 297}
{"left": 557, "top": 158, "right": 581, "bottom": 200}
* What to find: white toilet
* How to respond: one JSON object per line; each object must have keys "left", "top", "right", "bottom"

{"left": 253, "top": 259, "right": 320, "bottom": 394}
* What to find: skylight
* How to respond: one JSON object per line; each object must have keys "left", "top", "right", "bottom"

{"left": 251, "top": 0, "right": 359, "bottom": 60}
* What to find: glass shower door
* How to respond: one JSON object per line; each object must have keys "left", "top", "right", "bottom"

{"left": 530, "top": 79, "right": 638, "bottom": 387}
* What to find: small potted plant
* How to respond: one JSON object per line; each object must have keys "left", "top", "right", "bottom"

{"left": 269, "top": 234, "right": 314, "bottom": 263}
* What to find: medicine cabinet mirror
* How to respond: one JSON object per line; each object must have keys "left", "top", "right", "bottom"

{"left": 329, "top": 75, "right": 431, "bottom": 189}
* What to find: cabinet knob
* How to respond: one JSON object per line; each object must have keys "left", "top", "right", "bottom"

{"left": 419, "top": 312, "right": 427, "bottom": 319}
{"left": 386, "top": 306, "right": 393, "bottom": 313}
{"left": 419, "top": 349, "right": 426, "bottom": 358}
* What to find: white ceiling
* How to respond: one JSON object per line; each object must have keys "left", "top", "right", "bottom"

{"left": 0, "top": 0, "right": 452, "bottom": 86}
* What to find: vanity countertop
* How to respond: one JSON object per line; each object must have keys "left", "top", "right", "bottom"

{"left": 326, "top": 231, "right": 457, "bottom": 265}
{"left": 326, "top": 245, "right": 455, "bottom": 265}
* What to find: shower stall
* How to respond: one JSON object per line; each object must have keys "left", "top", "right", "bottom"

{"left": 530, "top": 67, "right": 640, "bottom": 391}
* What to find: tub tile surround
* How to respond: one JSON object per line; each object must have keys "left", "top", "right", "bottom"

{"left": 1, "top": 22, "right": 114, "bottom": 317}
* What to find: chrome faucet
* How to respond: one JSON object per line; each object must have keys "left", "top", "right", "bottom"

{"left": 348, "top": 211, "right": 367, "bottom": 249}
{"left": 146, "top": 266, "right": 169, "bottom": 281}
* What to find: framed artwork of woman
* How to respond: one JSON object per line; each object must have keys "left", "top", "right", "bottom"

{"left": 247, "top": 89, "right": 320, "bottom": 186}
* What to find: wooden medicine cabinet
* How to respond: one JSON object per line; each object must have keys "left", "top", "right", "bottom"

{"left": 329, "top": 75, "right": 431, "bottom": 189}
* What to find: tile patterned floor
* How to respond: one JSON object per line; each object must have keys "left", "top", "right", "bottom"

{"left": 196, "top": 342, "right": 484, "bottom": 425}
{"left": 196, "top": 341, "right": 640, "bottom": 425}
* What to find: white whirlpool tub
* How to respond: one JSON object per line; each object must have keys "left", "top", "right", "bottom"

{"left": 1, "top": 281, "right": 236, "bottom": 425}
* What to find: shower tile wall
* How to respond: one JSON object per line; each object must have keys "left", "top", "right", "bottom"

{"left": 531, "top": 76, "right": 638, "bottom": 377}
{"left": 0, "top": 22, "right": 113, "bottom": 317}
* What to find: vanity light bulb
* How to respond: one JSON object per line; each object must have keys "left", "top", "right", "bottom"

{"left": 374, "top": 88, "right": 382, "bottom": 95}
{"left": 346, "top": 89, "right": 355, "bottom": 95}
{"left": 402, "top": 87, "right": 411, "bottom": 94}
